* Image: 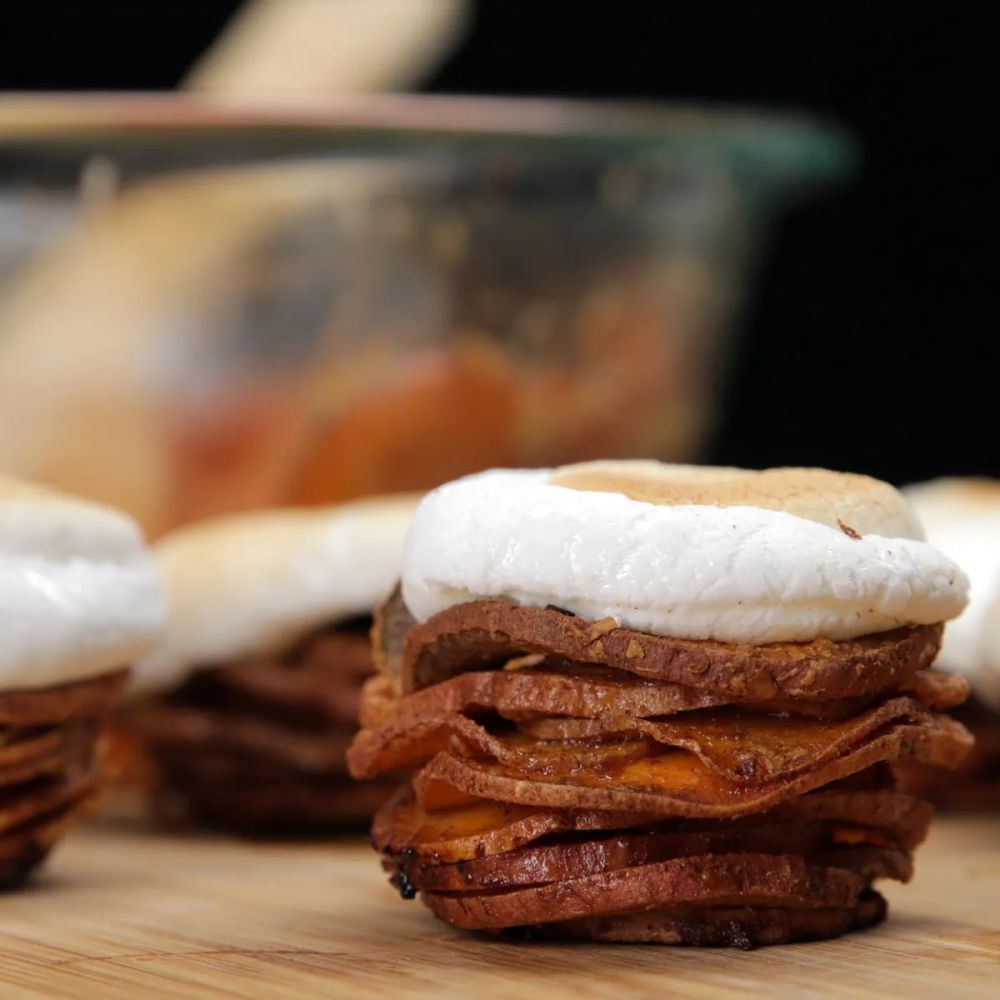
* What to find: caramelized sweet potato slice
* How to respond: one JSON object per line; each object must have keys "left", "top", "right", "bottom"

{"left": 395, "top": 837, "right": 911, "bottom": 895}
{"left": 517, "top": 696, "right": 935, "bottom": 783}
{"left": 533, "top": 890, "right": 887, "bottom": 947}
{"left": 372, "top": 787, "right": 655, "bottom": 862}
{"left": 421, "top": 852, "right": 864, "bottom": 929}
{"left": 372, "top": 786, "right": 932, "bottom": 861}
{"left": 389, "top": 593, "right": 941, "bottom": 699}
{"left": 350, "top": 713, "right": 654, "bottom": 781}
{"left": 350, "top": 696, "right": 940, "bottom": 785}
{"left": 392, "top": 823, "right": 833, "bottom": 893}
{"left": 0, "top": 720, "right": 100, "bottom": 788}
{"left": 133, "top": 704, "right": 354, "bottom": 773}
{"left": 411, "top": 715, "right": 972, "bottom": 818}
{"left": 359, "top": 665, "right": 728, "bottom": 730}
{"left": 0, "top": 669, "right": 127, "bottom": 725}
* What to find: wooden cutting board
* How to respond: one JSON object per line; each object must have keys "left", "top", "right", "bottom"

{"left": 1, "top": 817, "right": 997, "bottom": 999}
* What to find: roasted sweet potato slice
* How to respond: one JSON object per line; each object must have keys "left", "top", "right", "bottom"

{"left": 350, "top": 697, "right": 944, "bottom": 785}
{"left": 174, "top": 631, "right": 371, "bottom": 728}
{"left": 0, "top": 669, "right": 127, "bottom": 725}
{"left": 0, "top": 807, "right": 77, "bottom": 862}
{"left": 519, "top": 697, "right": 936, "bottom": 783}
{"left": 133, "top": 705, "right": 355, "bottom": 773}
{"left": 388, "top": 593, "right": 941, "bottom": 699}
{"left": 372, "top": 786, "right": 931, "bottom": 861}
{"left": 391, "top": 823, "right": 832, "bottom": 893}
{"left": 0, "top": 719, "right": 100, "bottom": 788}
{"left": 359, "top": 665, "right": 729, "bottom": 730}
{"left": 533, "top": 890, "right": 887, "bottom": 947}
{"left": 391, "top": 820, "right": 911, "bottom": 894}
{"left": 350, "top": 713, "right": 655, "bottom": 781}
{"left": 421, "top": 852, "right": 864, "bottom": 929}
{"left": 158, "top": 774, "right": 394, "bottom": 833}
{"left": 410, "top": 715, "right": 972, "bottom": 817}
{"left": 0, "top": 771, "right": 98, "bottom": 837}
{"left": 372, "top": 786, "right": 655, "bottom": 862}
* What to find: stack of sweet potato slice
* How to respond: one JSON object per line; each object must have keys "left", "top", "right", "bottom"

{"left": 127, "top": 626, "right": 392, "bottom": 832}
{"left": 1, "top": 670, "right": 127, "bottom": 887}
{"left": 348, "top": 589, "right": 973, "bottom": 947}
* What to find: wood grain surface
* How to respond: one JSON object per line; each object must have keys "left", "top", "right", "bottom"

{"left": 1, "top": 816, "right": 997, "bottom": 999}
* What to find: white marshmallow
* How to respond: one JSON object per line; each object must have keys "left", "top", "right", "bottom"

{"left": 0, "top": 476, "right": 165, "bottom": 691}
{"left": 133, "top": 495, "right": 418, "bottom": 694}
{"left": 402, "top": 467, "right": 968, "bottom": 644}
{"left": 906, "top": 478, "right": 1000, "bottom": 705}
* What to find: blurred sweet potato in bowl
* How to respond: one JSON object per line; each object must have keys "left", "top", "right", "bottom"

{"left": 0, "top": 95, "right": 851, "bottom": 535}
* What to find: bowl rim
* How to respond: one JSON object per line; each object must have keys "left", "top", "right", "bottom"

{"left": 0, "top": 93, "right": 853, "bottom": 183}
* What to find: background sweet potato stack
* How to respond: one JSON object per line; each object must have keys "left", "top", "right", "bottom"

{"left": 114, "top": 497, "right": 416, "bottom": 833}
{"left": 1, "top": 671, "right": 129, "bottom": 886}
{"left": 0, "top": 475, "right": 164, "bottom": 888}
{"left": 348, "top": 464, "right": 974, "bottom": 947}
{"left": 123, "top": 622, "right": 394, "bottom": 831}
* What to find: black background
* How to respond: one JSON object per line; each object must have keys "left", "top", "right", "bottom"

{"left": 0, "top": 2, "right": 994, "bottom": 486}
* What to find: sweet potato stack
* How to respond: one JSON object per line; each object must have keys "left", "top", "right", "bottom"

{"left": 349, "top": 587, "right": 972, "bottom": 947}
{"left": 1, "top": 473, "right": 163, "bottom": 889}
{"left": 111, "top": 497, "right": 417, "bottom": 834}
{"left": 125, "top": 623, "right": 393, "bottom": 832}
{"left": 1, "top": 670, "right": 128, "bottom": 887}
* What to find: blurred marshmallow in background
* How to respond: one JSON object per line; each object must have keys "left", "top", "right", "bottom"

{"left": 906, "top": 478, "right": 1000, "bottom": 707}
{"left": 895, "top": 477, "right": 1000, "bottom": 809}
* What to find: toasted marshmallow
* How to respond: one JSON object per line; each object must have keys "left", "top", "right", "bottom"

{"left": 0, "top": 475, "right": 165, "bottom": 691}
{"left": 905, "top": 477, "right": 1000, "bottom": 706}
{"left": 402, "top": 463, "right": 968, "bottom": 645}
{"left": 133, "top": 495, "right": 419, "bottom": 694}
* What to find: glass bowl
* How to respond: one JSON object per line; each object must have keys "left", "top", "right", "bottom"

{"left": 0, "top": 94, "right": 851, "bottom": 535}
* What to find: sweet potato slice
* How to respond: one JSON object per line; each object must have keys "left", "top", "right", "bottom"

{"left": 533, "top": 890, "right": 887, "bottom": 947}
{"left": 391, "top": 821, "right": 911, "bottom": 894}
{"left": 411, "top": 715, "right": 972, "bottom": 817}
{"left": 350, "top": 697, "right": 942, "bottom": 785}
{"left": 421, "top": 852, "right": 864, "bottom": 929}
{"left": 372, "top": 786, "right": 931, "bottom": 862}
{"left": 175, "top": 631, "right": 371, "bottom": 728}
{"left": 364, "top": 669, "right": 966, "bottom": 740}
{"left": 372, "top": 786, "right": 656, "bottom": 863}
{"left": 0, "top": 807, "right": 77, "bottom": 862}
{"left": 359, "top": 665, "right": 729, "bottom": 730}
{"left": 0, "top": 669, "right": 127, "bottom": 725}
{"left": 133, "top": 705, "right": 355, "bottom": 773}
{"left": 519, "top": 696, "right": 933, "bottom": 783}
{"left": 0, "top": 720, "right": 100, "bottom": 788}
{"left": 901, "top": 670, "right": 968, "bottom": 711}
{"left": 0, "top": 771, "right": 98, "bottom": 837}
{"left": 393, "top": 594, "right": 941, "bottom": 699}
{"left": 349, "top": 713, "right": 655, "bottom": 781}
{"left": 392, "top": 823, "right": 832, "bottom": 893}
{"left": 158, "top": 774, "right": 394, "bottom": 833}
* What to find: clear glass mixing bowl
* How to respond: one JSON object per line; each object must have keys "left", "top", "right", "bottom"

{"left": 0, "top": 95, "right": 851, "bottom": 535}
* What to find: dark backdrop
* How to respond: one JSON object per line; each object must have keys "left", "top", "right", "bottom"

{"left": 1, "top": 1, "right": 994, "bottom": 485}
